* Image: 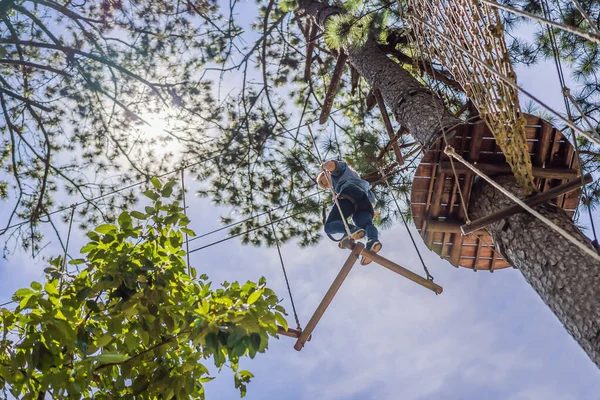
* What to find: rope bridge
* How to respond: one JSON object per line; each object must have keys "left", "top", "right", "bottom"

{"left": 406, "top": 0, "right": 536, "bottom": 193}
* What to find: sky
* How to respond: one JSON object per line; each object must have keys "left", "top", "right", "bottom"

{"left": 1, "top": 2, "right": 600, "bottom": 400}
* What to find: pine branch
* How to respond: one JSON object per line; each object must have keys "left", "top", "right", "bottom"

{"left": 319, "top": 49, "right": 347, "bottom": 124}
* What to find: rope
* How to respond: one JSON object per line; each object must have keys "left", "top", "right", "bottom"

{"left": 479, "top": 0, "right": 600, "bottom": 45}
{"left": 541, "top": 0, "right": 599, "bottom": 247}
{"left": 407, "top": 13, "right": 600, "bottom": 148}
{"left": 0, "top": 104, "right": 357, "bottom": 238}
{"left": 407, "top": 0, "right": 536, "bottom": 192}
{"left": 307, "top": 124, "right": 353, "bottom": 239}
{"left": 59, "top": 205, "right": 76, "bottom": 294}
{"left": 380, "top": 168, "right": 435, "bottom": 282}
{"left": 181, "top": 168, "right": 192, "bottom": 275}
{"left": 187, "top": 210, "right": 308, "bottom": 254}
{"left": 445, "top": 146, "right": 600, "bottom": 262}
{"left": 268, "top": 212, "right": 302, "bottom": 330}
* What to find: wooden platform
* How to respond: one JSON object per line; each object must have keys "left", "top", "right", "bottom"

{"left": 410, "top": 114, "right": 582, "bottom": 271}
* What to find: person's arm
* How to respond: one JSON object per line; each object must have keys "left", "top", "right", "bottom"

{"left": 321, "top": 160, "right": 347, "bottom": 176}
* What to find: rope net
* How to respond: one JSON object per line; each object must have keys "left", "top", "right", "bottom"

{"left": 406, "top": 0, "right": 537, "bottom": 193}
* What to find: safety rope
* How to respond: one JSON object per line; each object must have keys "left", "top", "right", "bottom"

{"left": 445, "top": 146, "right": 600, "bottom": 262}
{"left": 379, "top": 168, "right": 435, "bottom": 282}
{"left": 541, "top": 0, "right": 599, "bottom": 247}
{"left": 181, "top": 168, "right": 192, "bottom": 275}
{"left": 268, "top": 212, "right": 302, "bottom": 330}
{"left": 59, "top": 205, "right": 76, "bottom": 294}
{"left": 307, "top": 124, "right": 353, "bottom": 239}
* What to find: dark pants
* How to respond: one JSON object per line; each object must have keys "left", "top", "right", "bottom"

{"left": 324, "top": 186, "right": 378, "bottom": 240}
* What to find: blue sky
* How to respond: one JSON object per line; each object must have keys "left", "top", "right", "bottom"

{"left": 1, "top": 2, "right": 600, "bottom": 399}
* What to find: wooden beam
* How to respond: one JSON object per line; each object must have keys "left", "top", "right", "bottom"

{"left": 438, "top": 162, "right": 578, "bottom": 180}
{"left": 469, "top": 121, "right": 486, "bottom": 160}
{"left": 294, "top": 242, "right": 363, "bottom": 351}
{"left": 278, "top": 326, "right": 308, "bottom": 340}
{"left": 347, "top": 242, "right": 443, "bottom": 294}
{"left": 427, "top": 220, "right": 462, "bottom": 233}
{"left": 449, "top": 233, "right": 463, "bottom": 267}
{"left": 375, "top": 90, "right": 404, "bottom": 164}
{"left": 535, "top": 120, "right": 553, "bottom": 166}
{"left": 461, "top": 174, "right": 592, "bottom": 235}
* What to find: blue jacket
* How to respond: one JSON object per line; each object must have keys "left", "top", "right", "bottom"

{"left": 330, "top": 161, "right": 376, "bottom": 204}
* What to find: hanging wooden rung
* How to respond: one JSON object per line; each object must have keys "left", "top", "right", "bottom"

{"left": 293, "top": 242, "right": 364, "bottom": 351}
{"left": 461, "top": 173, "right": 592, "bottom": 235}
{"left": 345, "top": 241, "right": 443, "bottom": 295}
{"left": 277, "top": 325, "right": 310, "bottom": 341}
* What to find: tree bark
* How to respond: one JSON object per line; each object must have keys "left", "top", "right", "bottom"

{"left": 298, "top": 0, "right": 600, "bottom": 368}
{"left": 470, "top": 176, "right": 600, "bottom": 367}
{"left": 297, "top": 0, "right": 461, "bottom": 149}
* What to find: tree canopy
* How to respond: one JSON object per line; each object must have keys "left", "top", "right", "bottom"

{"left": 0, "top": 180, "right": 286, "bottom": 398}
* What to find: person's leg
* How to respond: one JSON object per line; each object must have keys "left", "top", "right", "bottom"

{"left": 353, "top": 210, "right": 378, "bottom": 240}
{"left": 324, "top": 199, "right": 356, "bottom": 236}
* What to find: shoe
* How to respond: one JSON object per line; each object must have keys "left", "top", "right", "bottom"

{"left": 338, "top": 228, "right": 366, "bottom": 249}
{"left": 361, "top": 239, "right": 382, "bottom": 265}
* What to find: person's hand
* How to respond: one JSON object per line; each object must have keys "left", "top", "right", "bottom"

{"left": 321, "top": 160, "right": 336, "bottom": 172}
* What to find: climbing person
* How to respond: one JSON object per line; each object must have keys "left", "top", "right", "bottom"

{"left": 317, "top": 160, "right": 382, "bottom": 265}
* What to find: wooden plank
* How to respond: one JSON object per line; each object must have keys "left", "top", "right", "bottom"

{"left": 535, "top": 121, "right": 554, "bottom": 166}
{"left": 438, "top": 162, "right": 579, "bottom": 180}
{"left": 461, "top": 245, "right": 495, "bottom": 258}
{"left": 412, "top": 178, "right": 432, "bottom": 191}
{"left": 294, "top": 243, "right": 363, "bottom": 351}
{"left": 415, "top": 163, "right": 434, "bottom": 177}
{"left": 469, "top": 121, "right": 486, "bottom": 160}
{"left": 449, "top": 233, "right": 463, "bottom": 266}
{"left": 429, "top": 173, "right": 447, "bottom": 217}
{"left": 427, "top": 220, "right": 462, "bottom": 233}
{"left": 461, "top": 174, "right": 592, "bottom": 234}
{"left": 457, "top": 173, "right": 474, "bottom": 221}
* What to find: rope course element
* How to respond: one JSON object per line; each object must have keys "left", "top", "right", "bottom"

{"left": 268, "top": 212, "right": 302, "bottom": 330}
{"left": 181, "top": 169, "right": 192, "bottom": 275}
{"left": 444, "top": 146, "right": 600, "bottom": 262}
{"left": 307, "top": 124, "right": 353, "bottom": 239}
{"left": 479, "top": 0, "right": 600, "bottom": 45}
{"left": 379, "top": 168, "right": 435, "bottom": 282}
{"left": 406, "top": 12, "right": 600, "bottom": 149}
{"left": 0, "top": 104, "right": 356, "bottom": 240}
{"left": 187, "top": 210, "right": 309, "bottom": 254}
{"left": 59, "top": 205, "right": 76, "bottom": 293}
{"left": 407, "top": 0, "right": 536, "bottom": 192}
{"left": 540, "top": 0, "right": 600, "bottom": 246}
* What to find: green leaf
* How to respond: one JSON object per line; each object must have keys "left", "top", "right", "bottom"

{"left": 30, "top": 282, "right": 42, "bottom": 291}
{"left": 191, "top": 268, "right": 197, "bottom": 279}
{"left": 161, "top": 181, "right": 177, "bottom": 197}
{"left": 151, "top": 177, "right": 162, "bottom": 190}
{"left": 93, "top": 352, "right": 129, "bottom": 364}
{"left": 247, "top": 289, "right": 263, "bottom": 305}
{"left": 181, "top": 228, "right": 196, "bottom": 236}
{"left": 96, "top": 334, "right": 113, "bottom": 348}
{"left": 131, "top": 211, "right": 146, "bottom": 220}
{"left": 15, "top": 288, "right": 34, "bottom": 297}
{"left": 45, "top": 282, "right": 59, "bottom": 296}
{"left": 118, "top": 211, "right": 132, "bottom": 228}
{"left": 143, "top": 190, "right": 160, "bottom": 201}
{"left": 76, "top": 287, "right": 93, "bottom": 302}
{"left": 69, "top": 259, "right": 86, "bottom": 265}
{"left": 80, "top": 243, "right": 97, "bottom": 253}
{"left": 95, "top": 224, "right": 117, "bottom": 234}
{"left": 275, "top": 313, "right": 288, "bottom": 331}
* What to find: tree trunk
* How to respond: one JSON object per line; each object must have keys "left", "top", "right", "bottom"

{"left": 470, "top": 176, "right": 600, "bottom": 366}
{"left": 298, "top": 0, "right": 600, "bottom": 368}
{"left": 297, "top": 1, "right": 461, "bottom": 148}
